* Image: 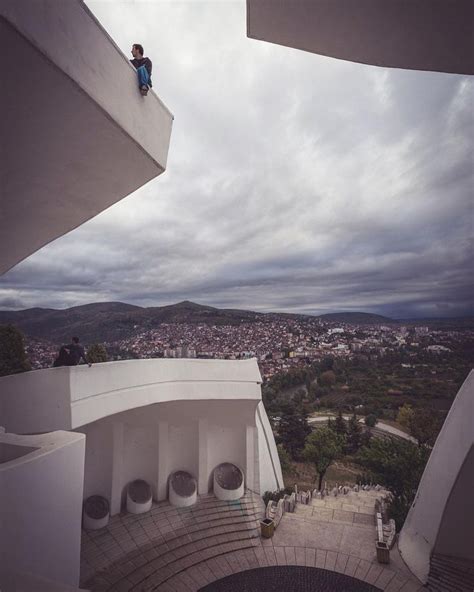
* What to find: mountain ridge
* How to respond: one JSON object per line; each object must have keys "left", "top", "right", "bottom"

{"left": 1, "top": 300, "right": 470, "bottom": 344}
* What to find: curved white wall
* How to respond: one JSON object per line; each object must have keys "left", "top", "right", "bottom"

{"left": 0, "top": 358, "right": 263, "bottom": 432}
{"left": 0, "top": 431, "right": 85, "bottom": 588}
{"left": 0, "top": 359, "right": 283, "bottom": 513}
{"left": 399, "top": 370, "right": 474, "bottom": 582}
{"left": 256, "top": 401, "right": 284, "bottom": 493}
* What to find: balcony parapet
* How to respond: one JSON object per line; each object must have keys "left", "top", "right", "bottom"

{"left": 0, "top": 358, "right": 263, "bottom": 434}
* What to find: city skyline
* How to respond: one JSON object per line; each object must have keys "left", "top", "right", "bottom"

{"left": 1, "top": 0, "right": 472, "bottom": 318}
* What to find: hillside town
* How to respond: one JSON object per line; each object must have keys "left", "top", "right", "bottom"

{"left": 25, "top": 317, "right": 472, "bottom": 381}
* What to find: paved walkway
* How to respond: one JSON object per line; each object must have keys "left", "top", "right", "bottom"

{"left": 308, "top": 416, "right": 416, "bottom": 443}
{"left": 81, "top": 490, "right": 424, "bottom": 592}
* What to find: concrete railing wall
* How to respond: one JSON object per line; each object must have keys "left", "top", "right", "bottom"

{"left": 0, "top": 358, "right": 262, "bottom": 432}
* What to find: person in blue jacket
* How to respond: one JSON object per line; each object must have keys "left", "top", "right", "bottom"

{"left": 130, "top": 43, "right": 152, "bottom": 96}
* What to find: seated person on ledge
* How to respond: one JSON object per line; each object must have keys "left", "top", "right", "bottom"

{"left": 130, "top": 43, "right": 152, "bottom": 96}
{"left": 53, "top": 336, "right": 91, "bottom": 367}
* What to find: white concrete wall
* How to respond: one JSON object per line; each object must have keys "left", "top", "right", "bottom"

{"left": 399, "top": 370, "right": 474, "bottom": 582}
{"left": 0, "top": 367, "right": 71, "bottom": 433}
{"left": 168, "top": 421, "right": 199, "bottom": 480}
{"left": 76, "top": 398, "right": 262, "bottom": 514}
{"left": 256, "top": 401, "right": 284, "bottom": 493}
{"left": 0, "top": 359, "right": 263, "bottom": 432}
{"left": 1, "top": 360, "right": 283, "bottom": 513}
{"left": 208, "top": 424, "right": 246, "bottom": 490}
{"left": 80, "top": 420, "right": 113, "bottom": 501}
{"left": 0, "top": 431, "right": 85, "bottom": 588}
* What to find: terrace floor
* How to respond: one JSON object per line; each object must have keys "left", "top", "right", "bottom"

{"left": 81, "top": 490, "right": 424, "bottom": 592}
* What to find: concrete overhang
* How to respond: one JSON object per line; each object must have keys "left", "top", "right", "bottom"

{"left": 0, "top": 358, "right": 263, "bottom": 433}
{"left": 0, "top": 0, "right": 174, "bottom": 275}
{"left": 246, "top": 0, "right": 474, "bottom": 74}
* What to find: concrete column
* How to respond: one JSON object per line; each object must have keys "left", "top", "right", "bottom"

{"left": 198, "top": 418, "right": 209, "bottom": 494}
{"left": 246, "top": 425, "right": 257, "bottom": 491}
{"left": 110, "top": 422, "right": 124, "bottom": 516}
{"left": 156, "top": 420, "right": 169, "bottom": 501}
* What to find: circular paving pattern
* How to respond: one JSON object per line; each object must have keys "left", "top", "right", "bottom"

{"left": 199, "top": 565, "right": 380, "bottom": 592}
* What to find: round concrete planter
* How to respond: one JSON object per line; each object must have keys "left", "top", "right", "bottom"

{"left": 126, "top": 479, "right": 152, "bottom": 514}
{"left": 169, "top": 471, "right": 197, "bottom": 508}
{"left": 213, "top": 463, "right": 244, "bottom": 501}
{"left": 83, "top": 495, "right": 110, "bottom": 530}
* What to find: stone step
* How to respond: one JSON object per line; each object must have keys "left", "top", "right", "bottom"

{"left": 134, "top": 537, "right": 258, "bottom": 591}
{"left": 84, "top": 499, "right": 260, "bottom": 542}
{"left": 84, "top": 516, "right": 260, "bottom": 591}
{"left": 431, "top": 554, "right": 474, "bottom": 576}
{"left": 427, "top": 553, "right": 474, "bottom": 592}
{"left": 91, "top": 526, "right": 259, "bottom": 591}
{"left": 147, "top": 498, "right": 261, "bottom": 521}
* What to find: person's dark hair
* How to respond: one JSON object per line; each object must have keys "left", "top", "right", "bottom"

{"left": 133, "top": 44, "right": 144, "bottom": 56}
{"left": 72, "top": 336, "right": 80, "bottom": 344}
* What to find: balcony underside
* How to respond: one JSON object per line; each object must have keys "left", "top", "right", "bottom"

{"left": 247, "top": 0, "right": 474, "bottom": 75}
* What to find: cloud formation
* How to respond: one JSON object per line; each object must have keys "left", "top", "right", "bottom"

{"left": 1, "top": 1, "right": 472, "bottom": 318}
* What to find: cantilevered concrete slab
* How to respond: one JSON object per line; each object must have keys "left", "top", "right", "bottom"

{"left": 247, "top": 0, "right": 474, "bottom": 75}
{"left": 0, "top": 0, "right": 173, "bottom": 274}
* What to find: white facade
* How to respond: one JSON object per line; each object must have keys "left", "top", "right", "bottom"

{"left": 0, "top": 0, "right": 173, "bottom": 274}
{"left": 0, "top": 431, "right": 85, "bottom": 589}
{"left": 0, "top": 359, "right": 283, "bottom": 517}
{"left": 399, "top": 370, "right": 474, "bottom": 582}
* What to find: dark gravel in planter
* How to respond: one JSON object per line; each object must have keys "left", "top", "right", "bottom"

{"left": 214, "top": 463, "right": 243, "bottom": 490}
{"left": 84, "top": 495, "right": 109, "bottom": 520}
{"left": 170, "top": 471, "right": 197, "bottom": 497}
{"left": 128, "top": 479, "right": 152, "bottom": 503}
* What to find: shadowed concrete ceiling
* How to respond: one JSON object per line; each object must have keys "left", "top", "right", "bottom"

{"left": 247, "top": 0, "right": 474, "bottom": 75}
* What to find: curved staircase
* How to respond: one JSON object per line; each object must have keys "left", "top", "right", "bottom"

{"left": 81, "top": 491, "right": 263, "bottom": 591}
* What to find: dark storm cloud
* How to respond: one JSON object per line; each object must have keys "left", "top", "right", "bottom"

{"left": 0, "top": 1, "right": 472, "bottom": 317}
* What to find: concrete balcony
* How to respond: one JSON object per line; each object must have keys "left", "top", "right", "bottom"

{"left": 0, "top": 0, "right": 173, "bottom": 274}
{"left": 0, "top": 359, "right": 284, "bottom": 503}
{"left": 0, "top": 358, "right": 263, "bottom": 432}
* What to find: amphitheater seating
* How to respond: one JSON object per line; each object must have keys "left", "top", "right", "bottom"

{"left": 81, "top": 490, "right": 263, "bottom": 590}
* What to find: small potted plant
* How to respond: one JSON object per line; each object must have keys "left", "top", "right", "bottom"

{"left": 83, "top": 495, "right": 110, "bottom": 530}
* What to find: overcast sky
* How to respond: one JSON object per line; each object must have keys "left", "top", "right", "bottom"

{"left": 1, "top": 0, "right": 472, "bottom": 318}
